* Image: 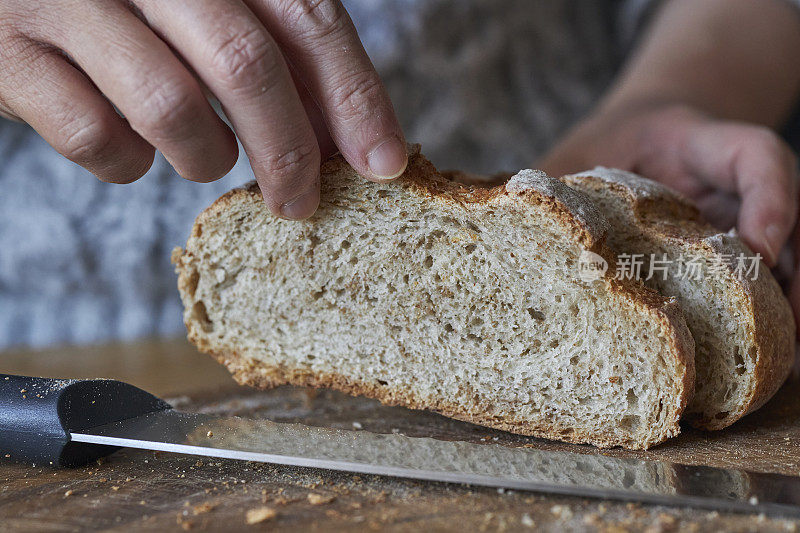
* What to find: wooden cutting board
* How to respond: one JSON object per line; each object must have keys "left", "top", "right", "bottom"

{"left": 2, "top": 339, "right": 800, "bottom": 531}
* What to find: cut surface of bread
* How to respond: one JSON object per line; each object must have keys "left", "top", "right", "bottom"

{"left": 562, "top": 167, "right": 795, "bottom": 430}
{"left": 174, "top": 148, "right": 695, "bottom": 449}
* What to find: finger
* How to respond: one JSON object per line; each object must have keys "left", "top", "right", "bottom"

{"left": 789, "top": 227, "right": 800, "bottom": 338}
{"left": 27, "top": 0, "right": 238, "bottom": 183}
{"left": 249, "top": 0, "right": 407, "bottom": 181}
{"left": 135, "top": 0, "right": 322, "bottom": 219}
{"left": 684, "top": 123, "right": 799, "bottom": 266}
{"left": 0, "top": 35, "right": 154, "bottom": 182}
{"left": 289, "top": 63, "right": 337, "bottom": 159}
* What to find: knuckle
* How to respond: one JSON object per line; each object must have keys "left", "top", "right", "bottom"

{"left": 208, "top": 28, "right": 282, "bottom": 93}
{"left": 56, "top": 113, "right": 115, "bottom": 164}
{"left": 748, "top": 127, "right": 798, "bottom": 174}
{"left": 284, "top": 0, "right": 349, "bottom": 41}
{"left": 133, "top": 78, "right": 201, "bottom": 140}
{"left": 749, "top": 127, "right": 785, "bottom": 157}
{"left": 329, "top": 72, "right": 384, "bottom": 116}
{"left": 263, "top": 141, "right": 319, "bottom": 185}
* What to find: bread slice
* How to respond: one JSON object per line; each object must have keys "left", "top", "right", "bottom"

{"left": 561, "top": 167, "right": 795, "bottom": 429}
{"left": 173, "top": 148, "right": 695, "bottom": 449}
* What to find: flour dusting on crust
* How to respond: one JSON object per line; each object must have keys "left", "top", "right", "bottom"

{"left": 566, "top": 167, "right": 688, "bottom": 204}
{"left": 507, "top": 169, "right": 609, "bottom": 236}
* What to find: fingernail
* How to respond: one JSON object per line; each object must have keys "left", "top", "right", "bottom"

{"left": 280, "top": 189, "right": 319, "bottom": 220}
{"left": 366, "top": 136, "right": 407, "bottom": 180}
{"left": 763, "top": 224, "right": 781, "bottom": 265}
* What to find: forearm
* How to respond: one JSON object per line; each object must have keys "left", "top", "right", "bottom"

{"left": 599, "top": 0, "right": 800, "bottom": 128}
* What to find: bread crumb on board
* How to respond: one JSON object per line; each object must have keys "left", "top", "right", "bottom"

{"left": 307, "top": 493, "right": 336, "bottom": 505}
{"left": 246, "top": 506, "right": 277, "bottom": 524}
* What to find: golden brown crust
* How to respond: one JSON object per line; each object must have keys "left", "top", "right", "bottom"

{"left": 175, "top": 150, "right": 696, "bottom": 449}
{"left": 561, "top": 170, "right": 794, "bottom": 430}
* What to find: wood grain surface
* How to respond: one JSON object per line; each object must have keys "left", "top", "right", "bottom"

{"left": 2, "top": 338, "right": 800, "bottom": 531}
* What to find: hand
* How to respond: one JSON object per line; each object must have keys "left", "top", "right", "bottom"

{"left": 539, "top": 102, "right": 800, "bottom": 326}
{"left": 0, "top": 0, "right": 407, "bottom": 219}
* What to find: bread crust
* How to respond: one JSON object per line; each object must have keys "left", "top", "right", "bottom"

{"left": 174, "top": 149, "right": 695, "bottom": 449}
{"left": 561, "top": 168, "right": 794, "bottom": 429}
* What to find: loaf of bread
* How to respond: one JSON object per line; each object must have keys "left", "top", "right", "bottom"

{"left": 561, "top": 168, "right": 795, "bottom": 429}
{"left": 173, "top": 147, "right": 695, "bottom": 449}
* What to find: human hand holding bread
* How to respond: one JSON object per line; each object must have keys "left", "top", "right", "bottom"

{"left": 0, "top": 0, "right": 407, "bottom": 219}
{"left": 540, "top": 0, "right": 800, "bottom": 333}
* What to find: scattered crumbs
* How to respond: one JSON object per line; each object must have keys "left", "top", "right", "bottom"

{"left": 19, "top": 389, "right": 26, "bottom": 393}
{"left": 193, "top": 502, "right": 217, "bottom": 515}
{"left": 657, "top": 513, "right": 677, "bottom": 527}
{"left": 583, "top": 513, "right": 601, "bottom": 526}
{"left": 140, "top": 500, "right": 146, "bottom": 505}
{"left": 111, "top": 486, "right": 119, "bottom": 491}
{"left": 246, "top": 506, "right": 277, "bottom": 524}
{"left": 352, "top": 422, "right": 363, "bottom": 430}
{"left": 64, "top": 490, "right": 74, "bottom": 497}
{"left": 125, "top": 477, "right": 133, "bottom": 482}
{"left": 206, "top": 431, "right": 213, "bottom": 438}
{"left": 749, "top": 496, "right": 760, "bottom": 505}
{"left": 497, "top": 488, "right": 505, "bottom": 494}
{"left": 521, "top": 513, "right": 535, "bottom": 528}
{"left": 307, "top": 493, "right": 335, "bottom": 506}
{"left": 550, "top": 504, "right": 573, "bottom": 519}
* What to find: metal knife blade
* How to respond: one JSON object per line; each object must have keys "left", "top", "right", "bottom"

{"left": 71, "top": 409, "right": 800, "bottom": 517}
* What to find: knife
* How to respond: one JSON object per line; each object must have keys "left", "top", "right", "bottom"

{"left": 2, "top": 374, "right": 800, "bottom": 517}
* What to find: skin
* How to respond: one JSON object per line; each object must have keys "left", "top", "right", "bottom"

{"left": 3, "top": 0, "right": 800, "bottom": 331}
{"left": 0, "top": 0, "right": 408, "bottom": 220}
{"left": 538, "top": 0, "right": 800, "bottom": 334}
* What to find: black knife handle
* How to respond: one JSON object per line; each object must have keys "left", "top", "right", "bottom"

{"left": 0, "top": 374, "right": 170, "bottom": 467}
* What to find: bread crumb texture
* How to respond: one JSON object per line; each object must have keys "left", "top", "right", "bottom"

{"left": 563, "top": 167, "right": 794, "bottom": 430}
{"left": 175, "top": 148, "right": 694, "bottom": 449}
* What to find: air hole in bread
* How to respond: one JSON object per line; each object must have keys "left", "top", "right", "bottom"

{"left": 733, "top": 347, "right": 745, "bottom": 375}
{"left": 464, "top": 244, "right": 477, "bottom": 254}
{"left": 527, "top": 308, "right": 545, "bottom": 320}
{"left": 620, "top": 415, "right": 640, "bottom": 430}
{"left": 185, "top": 269, "right": 200, "bottom": 297}
{"left": 191, "top": 301, "right": 212, "bottom": 332}
{"left": 626, "top": 389, "right": 638, "bottom": 408}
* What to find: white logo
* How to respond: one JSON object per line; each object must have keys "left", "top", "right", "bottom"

{"left": 578, "top": 250, "right": 608, "bottom": 282}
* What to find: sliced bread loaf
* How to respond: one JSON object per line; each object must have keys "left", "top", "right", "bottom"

{"left": 173, "top": 148, "right": 695, "bottom": 449}
{"left": 561, "top": 167, "right": 795, "bottom": 430}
